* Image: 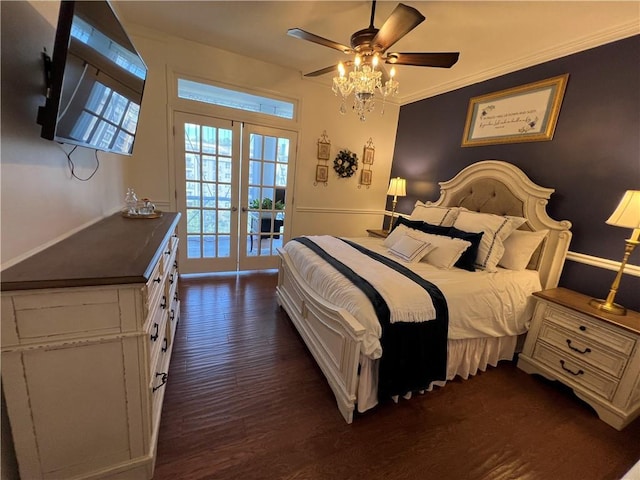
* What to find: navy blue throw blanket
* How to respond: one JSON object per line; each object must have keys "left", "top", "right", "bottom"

{"left": 292, "top": 237, "right": 448, "bottom": 400}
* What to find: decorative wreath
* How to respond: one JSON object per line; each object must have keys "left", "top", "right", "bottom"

{"left": 333, "top": 149, "right": 358, "bottom": 178}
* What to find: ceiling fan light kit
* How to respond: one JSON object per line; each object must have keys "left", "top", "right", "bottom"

{"left": 288, "top": 1, "right": 460, "bottom": 121}
{"left": 332, "top": 54, "right": 399, "bottom": 121}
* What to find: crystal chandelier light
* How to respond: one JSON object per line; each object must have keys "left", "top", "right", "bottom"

{"left": 332, "top": 53, "right": 399, "bottom": 121}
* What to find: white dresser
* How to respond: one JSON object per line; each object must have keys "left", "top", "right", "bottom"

{"left": 1, "top": 212, "right": 181, "bottom": 479}
{"left": 518, "top": 287, "right": 640, "bottom": 430}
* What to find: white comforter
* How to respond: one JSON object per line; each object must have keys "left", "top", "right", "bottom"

{"left": 282, "top": 236, "right": 542, "bottom": 359}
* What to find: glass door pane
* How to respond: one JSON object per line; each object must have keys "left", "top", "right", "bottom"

{"left": 240, "top": 125, "right": 296, "bottom": 271}
{"left": 175, "top": 112, "right": 240, "bottom": 273}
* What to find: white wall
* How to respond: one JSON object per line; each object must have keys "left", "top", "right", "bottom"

{"left": 1, "top": 5, "right": 400, "bottom": 477}
{"left": 124, "top": 24, "right": 401, "bottom": 241}
{"left": 0, "top": 1, "right": 129, "bottom": 268}
{"left": 1, "top": 2, "right": 133, "bottom": 479}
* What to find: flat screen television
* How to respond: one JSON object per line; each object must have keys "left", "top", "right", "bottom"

{"left": 37, "top": 0, "right": 147, "bottom": 155}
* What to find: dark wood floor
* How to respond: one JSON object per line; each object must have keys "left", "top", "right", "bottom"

{"left": 153, "top": 271, "right": 640, "bottom": 480}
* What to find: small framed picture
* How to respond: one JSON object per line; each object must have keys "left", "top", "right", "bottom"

{"left": 360, "top": 169, "right": 372, "bottom": 185}
{"left": 363, "top": 146, "right": 375, "bottom": 165}
{"left": 317, "top": 141, "right": 331, "bottom": 160}
{"left": 316, "top": 164, "right": 329, "bottom": 183}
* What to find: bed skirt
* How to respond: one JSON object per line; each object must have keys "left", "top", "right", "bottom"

{"left": 356, "top": 335, "right": 518, "bottom": 413}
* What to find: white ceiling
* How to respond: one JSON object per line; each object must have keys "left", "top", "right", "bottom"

{"left": 114, "top": 1, "right": 640, "bottom": 104}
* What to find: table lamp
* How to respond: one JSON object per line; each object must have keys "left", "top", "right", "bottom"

{"left": 386, "top": 177, "right": 406, "bottom": 232}
{"left": 589, "top": 190, "right": 640, "bottom": 315}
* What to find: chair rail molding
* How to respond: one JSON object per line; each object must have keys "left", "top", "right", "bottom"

{"left": 566, "top": 251, "right": 640, "bottom": 277}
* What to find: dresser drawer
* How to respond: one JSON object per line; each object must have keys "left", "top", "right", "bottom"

{"left": 160, "top": 234, "right": 179, "bottom": 275}
{"left": 147, "top": 304, "right": 168, "bottom": 378}
{"left": 538, "top": 321, "right": 629, "bottom": 378}
{"left": 532, "top": 342, "right": 619, "bottom": 400}
{"left": 149, "top": 320, "right": 172, "bottom": 434}
{"left": 542, "top": 304, "right": 636, "bottom": 356}
{"left": 144, "top": 258, "right": 164, "bottom": 315}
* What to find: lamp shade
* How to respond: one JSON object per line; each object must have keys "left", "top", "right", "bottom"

{"left": 387, "top": 177, "right": 407, "bottom": 198}
{"left": 606, "top": 190, "right": 640, "bottom": 229}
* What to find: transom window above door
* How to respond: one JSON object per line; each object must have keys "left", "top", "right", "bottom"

{"left": 177, "top": 78, "right": 295, "bottom": 120}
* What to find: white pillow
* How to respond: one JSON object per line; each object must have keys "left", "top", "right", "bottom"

{"left": 452, "top": 210, "right": 527, "bottom": 272}
{"left": 499, "top": 229, "right": 548, "bottom": 270}
{"left": 388, "top": 233, "right": 436, "bottom": 263}
{"left": 407, "top": 230, "right": 472, "bottom": 269}
{"left": 410, "top": 201, "right": 459, "bottom": 227}
{"left": 383, "top": 224, "right": 410, "bottom": 247}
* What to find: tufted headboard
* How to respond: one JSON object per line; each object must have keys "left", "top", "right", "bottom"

{"left": 428, "top": 160, "right": 572, "bottom": 289}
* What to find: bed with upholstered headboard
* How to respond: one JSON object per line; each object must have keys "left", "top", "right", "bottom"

{"left": 276, "top": 160, "right": 572, "bottom": 423}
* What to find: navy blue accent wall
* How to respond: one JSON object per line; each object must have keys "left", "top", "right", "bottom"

{"left": 390, "top": 35, "right": 639, "bottom": 311}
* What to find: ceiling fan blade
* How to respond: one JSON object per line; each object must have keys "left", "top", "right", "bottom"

{"left": 385, "top": 52, "right": 460, "bottom": 68}
{"left": 371, "top": 3, "right": 425, "bottom": 52}
{"left": 287, "top": 28, "right": 352, "bottom": 54}
{"left": 304, "top": 61, "right": 354, "bottom": 77}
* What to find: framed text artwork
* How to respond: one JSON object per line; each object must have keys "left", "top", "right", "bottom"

{"left": 461, "top": 74, "right": 569, "bottom": 147}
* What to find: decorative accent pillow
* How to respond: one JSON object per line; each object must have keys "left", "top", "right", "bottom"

{"left": 447, "top": 227, "right": 484, "bottom": 272}
{"left": 452, "top": 210, "right": 527, "bottom": 272}
{"left": 410, "top": 201, "right": 459, "bottom": 227}
{"left": 407, "top": 230, "right": 472, "bottom": 269}
{"left": 384, "top": 224, "right": 410, "bottom": 247}
{"left": 391, "top": 215, "right": 451, "bottom": 237}
{"left": 499, "top": 229, "right": 549, "bottom": 270}
{"left": 388, "top": 233, "right": 436, "bottom": 263}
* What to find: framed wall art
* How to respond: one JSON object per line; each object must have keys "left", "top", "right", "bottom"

{"left": 360, "top": 169, "right": 372, "bottom": 186}
{"left": 317, "top": 130, "right": 331, "bottom": 160}
{"left": 461, "top": 74, "right": 569, "bottom": 147}
{"left": 315, "top": 164, "right": 329, "bottom": 184}
{"left": 362, "top": 138, "right": 375, "bottom": 164}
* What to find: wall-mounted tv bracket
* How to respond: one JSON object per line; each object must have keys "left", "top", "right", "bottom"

{"left": 41, "top": 48, "right": 53, "bottom": 98}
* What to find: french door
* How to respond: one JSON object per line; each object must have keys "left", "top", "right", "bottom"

{"left": 174, "top": 111, "right": 296, "bottom": 274}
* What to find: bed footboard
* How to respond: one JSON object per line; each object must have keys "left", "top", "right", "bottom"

{"left": 276, "top": 249, "right": 366, "bottom": 423}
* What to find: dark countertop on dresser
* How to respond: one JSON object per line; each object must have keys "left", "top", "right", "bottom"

{"left": 1, "top": 212, "right": 180, "bottom": 291}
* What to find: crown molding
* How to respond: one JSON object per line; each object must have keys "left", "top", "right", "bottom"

{"left": 401, "top": 22, "right": 640, "bottom": 105}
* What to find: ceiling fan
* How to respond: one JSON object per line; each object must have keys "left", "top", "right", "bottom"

{"left": 287, "top": 1, "right": 460, "bottom": 77}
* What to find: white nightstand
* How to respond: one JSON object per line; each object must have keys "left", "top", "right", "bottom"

{"left": 518, "top": 287, "right": 640, "bottom": 430}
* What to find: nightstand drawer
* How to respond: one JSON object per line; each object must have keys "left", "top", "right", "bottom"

{"left": 542, "top": 304, "right": 636, "bottom": 356}
{"left": 539, "top": 321, "right": 629, "bottom": 378}
{"left": 532, "top": 342, "right": 618, "bottom": 400}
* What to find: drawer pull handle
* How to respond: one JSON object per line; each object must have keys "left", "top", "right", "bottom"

{"left": 161, "top": 338, "right": 168, "bottom": 352}
{"left": 153, "top": 372, "right": 168, "bottom": 392}
{"left": 165, "top": 250, "right": 171, "bottom": 255}
{"left": 174, "top": 292, "right": 179, "bottom": 302}
{"left": 173, "top": 260, "right": 178, "bottom": 269}
{"left": 170, "top": 309, "right": 175, "bottom": 321}
{"left": 560, "top": 360, "right": 584, "bottom": 376}
{"left": 579, "top": 325, "right": 586, "bottom": 331}
{"left": 160, "top": 295, "right": 167, "bottom": 309}
{"left": 153, "top": 277, "right": 161, "bottom": 284}
{"left": 169, "top": 274, "right": 174, "bottom": 284}
{"left": 150, "top": 323, "right": 159, "bottom": 341}
{"left": 566, "top": 339, "right": 591, "bottom": 354}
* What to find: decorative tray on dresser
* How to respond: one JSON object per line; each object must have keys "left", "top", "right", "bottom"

{"left": 1, "top": 211, "right": 181, "bottom": 479}
{"left": 518, "top": 287, "right": 640, "bottom": 430}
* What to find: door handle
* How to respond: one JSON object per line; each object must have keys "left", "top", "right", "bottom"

{"left": 231, "top": 206, "right": 238, "bottom": 212}
{"left": 241, "top": 207, "right": 248, "bottom": 212}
